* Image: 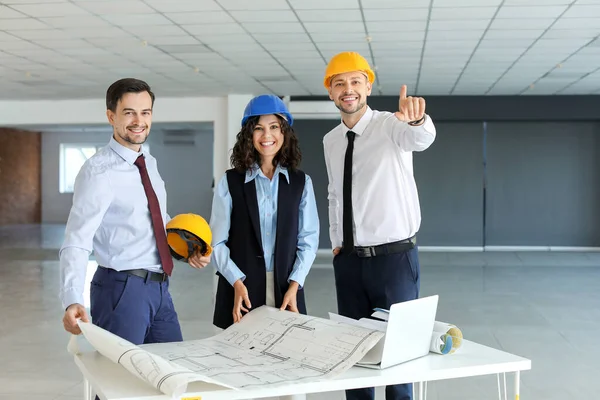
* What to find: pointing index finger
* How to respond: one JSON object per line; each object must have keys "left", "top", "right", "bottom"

{"left": 400, "top": 84, "right": 408, "bottom": 100}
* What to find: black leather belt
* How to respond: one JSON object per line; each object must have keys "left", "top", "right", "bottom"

{"left": 353, "top": 236, "right": 416, "bottom": 258}
{"left": 99, "top": 266, "right": 168, "bottom": 282}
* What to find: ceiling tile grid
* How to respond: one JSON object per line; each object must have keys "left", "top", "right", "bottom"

{"left": 0, "top": 0, "right": 599, "bottom": 99}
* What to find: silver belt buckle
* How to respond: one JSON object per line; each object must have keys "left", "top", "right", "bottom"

{"left": 356, "top": 246, "right": 373, "bottom": 257}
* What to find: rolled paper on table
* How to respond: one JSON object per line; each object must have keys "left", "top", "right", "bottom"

{"left": 430, "top": 321, "right": 463, "bottom": 355}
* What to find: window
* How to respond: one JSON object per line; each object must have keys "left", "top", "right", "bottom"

{"left": 59, "top": 144, "right": 103, "bottom": 193}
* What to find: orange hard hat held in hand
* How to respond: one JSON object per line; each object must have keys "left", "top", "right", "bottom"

{"left": 166, "top": 213, "right": 212, "bottom": 262}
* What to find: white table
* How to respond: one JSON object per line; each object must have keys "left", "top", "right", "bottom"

{"left": 75, "top": 340, "right": 531, "bottom": 400}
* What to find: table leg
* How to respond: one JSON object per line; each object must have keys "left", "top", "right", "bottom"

{"left": 515, "top": 371, "right": 520, "bottom": 400}
{"left": 83, "top": 378, "right": 92, "bottom": 400}
{"left": 497, "top": 373, "right": 502, "bottom": 400}
{"left": 496, "top": 372, "right": 511, "bottom": 400}
{"left": 411, "top": 381, "right": 429, "bottom": 400}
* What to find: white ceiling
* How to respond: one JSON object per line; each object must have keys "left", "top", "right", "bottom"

{"left": 0, "top": 0, "right": 599, "bottom": 100}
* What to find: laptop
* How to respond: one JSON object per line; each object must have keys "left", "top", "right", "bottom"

{"left": 329, "top": 295, "right": 439, "bottom": 370}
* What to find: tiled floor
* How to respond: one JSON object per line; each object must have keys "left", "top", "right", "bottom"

{"left": 1, "top": 224, "right": 599, "bottom": 399}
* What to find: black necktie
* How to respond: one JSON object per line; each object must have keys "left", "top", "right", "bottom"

{"left": 343, "top": 130, "right": 356, "bottom": 251}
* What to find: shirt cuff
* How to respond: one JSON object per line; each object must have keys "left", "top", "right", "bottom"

{"left": 332, "top": 238, "right": 342, "bottom": 250}
{"left": 222, "top": 263, "right": 246, "bottom": 287}
{"left": 288, "top": 269, "right": 306, "bottom": 289}
{"left": 421, "top": 114, "right": 435, "bottom": 131}
{"left": 61, "top": 288, "right": 84, "bottom": 311}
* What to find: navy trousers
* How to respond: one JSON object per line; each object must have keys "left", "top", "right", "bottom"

{"left": 333, "top": 246, "right": 421, "bottom": 400}
{"left": 90, "top": 267, "right": 183, "bottom": 345}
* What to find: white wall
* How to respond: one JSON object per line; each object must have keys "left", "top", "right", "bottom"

{"left": 211, "top": 94, "right": 253, "bottom": 185}
{"left": 0, "top": 97, "right": 222, "bottom": 125}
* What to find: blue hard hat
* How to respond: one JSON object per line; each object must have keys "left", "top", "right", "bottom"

{"left": 241, "top": 94, "right": 293, "bottom": 127}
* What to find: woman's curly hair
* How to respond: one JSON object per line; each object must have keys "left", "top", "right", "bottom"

{"left": 230, "top": 115, "right": 302, "bottom": 172}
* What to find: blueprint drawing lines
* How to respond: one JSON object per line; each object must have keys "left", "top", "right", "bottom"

{"left": 141, "top": 306, "right": 385, "bottom": 389}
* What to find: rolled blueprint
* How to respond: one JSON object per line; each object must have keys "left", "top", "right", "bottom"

{"left": 429, "top": 321, "right": 463, "bottom": 355}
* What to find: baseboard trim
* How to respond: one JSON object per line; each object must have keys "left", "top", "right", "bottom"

{"left": 419, "top": 246, "right": 484, "bottom": 252}
{"left": 482, "top": 246, "right": 600, "bottom": 252}
{"left": 316, "top": 246, "right": 600, "bottom": 255}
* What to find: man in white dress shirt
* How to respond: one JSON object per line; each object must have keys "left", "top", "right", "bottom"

{"left": 322, "top": 52, "right": 436, "bottom": 400}
{"left": 60, "top": 78, "right": 210, "bottom": 346}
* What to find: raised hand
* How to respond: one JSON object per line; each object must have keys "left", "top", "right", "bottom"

{"left": 394, "top": 85, "right": 426, "bottom": 124}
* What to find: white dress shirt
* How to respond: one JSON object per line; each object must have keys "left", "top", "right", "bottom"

{"left": 59, "top": 137, "right": 169, "bottom": 309}
{"left": 323, "top": 106, "right": 436, "bottom": 248}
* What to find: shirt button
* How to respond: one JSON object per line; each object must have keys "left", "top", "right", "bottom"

{"left": 267, "top": 233, "right": 270, "bottom": 236}
{"left": 267, "top": 213, "right": 271, "bottom": 216}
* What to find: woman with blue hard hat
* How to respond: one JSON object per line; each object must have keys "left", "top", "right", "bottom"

{"left": 209, "top": 95, "right": 319, "bottom": 339}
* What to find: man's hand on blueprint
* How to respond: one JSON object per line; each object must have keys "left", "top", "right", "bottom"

{"left": 233, "top": 279, "right": 252, "bottom": 323}
{"left": 280, "top": 281, "right": 300, "bottom": 313}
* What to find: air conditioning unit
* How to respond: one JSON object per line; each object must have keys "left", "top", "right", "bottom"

{"left": 162, "top": 129, "right": 196, "bottom": 146}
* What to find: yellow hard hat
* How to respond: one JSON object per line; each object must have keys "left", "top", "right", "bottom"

{"left": 324, "top": 51, "right": 375, "bottom": 89}
{"left": 166, "top": 213, "right": 212, "bottom": 261}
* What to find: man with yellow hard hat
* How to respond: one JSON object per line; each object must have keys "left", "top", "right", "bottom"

{"left": 60, "top": 78, "right": 211, "bottom": 353}
{"left": 322, "top": 52, "right": 436, "bottom": 400}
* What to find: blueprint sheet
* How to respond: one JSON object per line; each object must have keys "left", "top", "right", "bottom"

{"left": 73, "top": 306, "right": 384, "bottom": 399}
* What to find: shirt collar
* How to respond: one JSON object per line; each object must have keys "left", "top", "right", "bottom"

{"left": 341, "top": 106, "right": 374, "bottom": 138}
{"left": 245, "top": 163, "right": 290, "bottom": 183}
{"left": 109, "top": 136, "right": 147, "bottom": 165}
